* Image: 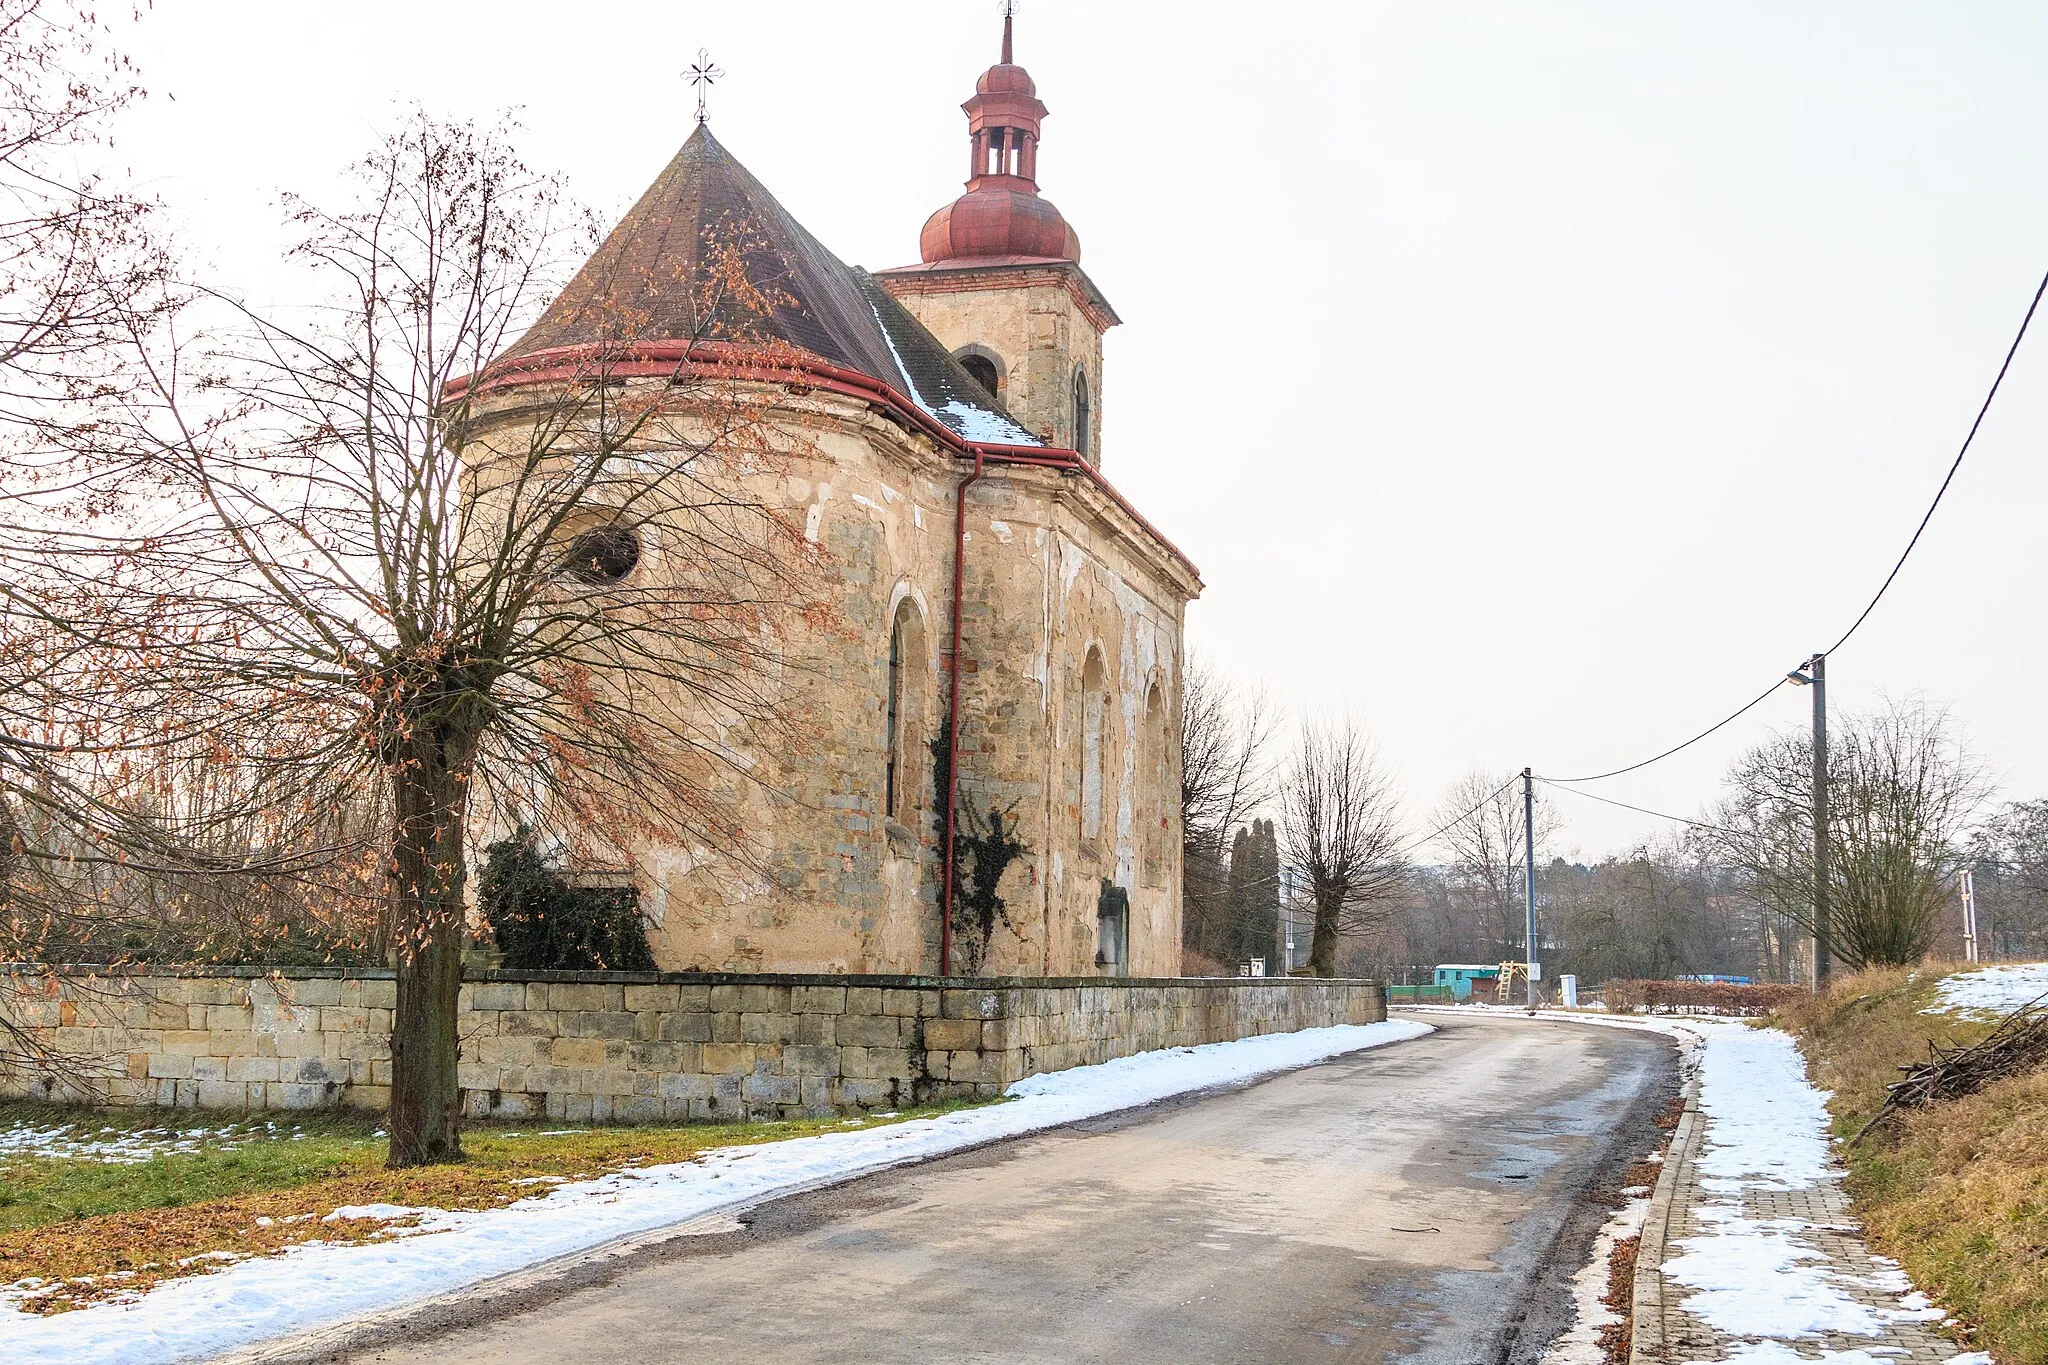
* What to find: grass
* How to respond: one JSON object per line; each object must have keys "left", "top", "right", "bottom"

{"left": 0, "top": 1096, "right": 993, "bottom": 1313}
{"left": 1775, "top": 964, "right": 2048, "bottom": 1364}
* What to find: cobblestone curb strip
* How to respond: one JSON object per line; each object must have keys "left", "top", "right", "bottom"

{"left": 1628, "top": 1066, "right": 1703, "bottom": 1365}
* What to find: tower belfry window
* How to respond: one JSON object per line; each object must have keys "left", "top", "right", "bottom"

{"left": 960, "top": 354, "right": 999, "bottom": 399}
{"left": 1072, "top": 368, "right": 1091, "bottom": 463}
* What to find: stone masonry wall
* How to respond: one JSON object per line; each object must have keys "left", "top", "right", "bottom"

{"left": 0, "top": 968, "right": 1385, "bottom": 1122}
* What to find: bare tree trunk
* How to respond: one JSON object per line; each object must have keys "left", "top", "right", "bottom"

{"left": 1282, "top": 720, "right": 1407, "bottom": 980}
{"left": 1309, "top": 894, "right": 1340, "bottom": 977}
{"left": 386, "top": 738, "right": 472, "bottom": 1168}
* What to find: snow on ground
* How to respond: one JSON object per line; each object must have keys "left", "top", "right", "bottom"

{"left": 1395, "top": 1006, "right": 1955, "bottom": 1358}
{"left": 0, "top": 1018, "right": 1431, "bottom": 1365}
{"left": 1926, "top": 961, "right": 2048, "bottom": 1020}
{"left": 1537, "top": 1189, "right": 1651, "bottom": 1365}
{"left": 1708, "top": 1346, "right": 1961, "bottom": 1364}
{"left": 0, "top": 1118, "right": 307, "bottom": 1165}
{"left": 1654, "top": 1024, "right": 1944, "bottom": 1350}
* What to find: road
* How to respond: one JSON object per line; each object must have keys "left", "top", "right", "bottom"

{"left": 333, "top": 1013, "right": 1676, "bottom": 1365}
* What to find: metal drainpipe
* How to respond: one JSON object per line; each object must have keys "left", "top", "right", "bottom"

{"left": 940, "top": 448, "right": 988, "bottom": 978}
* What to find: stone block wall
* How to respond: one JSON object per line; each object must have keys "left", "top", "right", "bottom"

{"left": 0, "top": 967, "right": 1385, "bottom": 1122}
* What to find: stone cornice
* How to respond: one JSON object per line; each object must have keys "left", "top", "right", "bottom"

{"left": 873, "top": 257, "right": 1121, "bottom": 333}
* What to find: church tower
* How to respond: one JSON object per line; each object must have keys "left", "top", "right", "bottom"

{"left": 878, "top": 10, "right": 1119, "bottom": 465}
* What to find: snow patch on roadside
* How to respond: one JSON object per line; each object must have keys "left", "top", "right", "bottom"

{"left": 1690, "top": 1026, "right": 1838, "bottom": 1194}
{"left": 1663, "top": 1026, "right": 1947, "bottom": 1348}
{"left": 1398, "top": 1007, "right": 1958, "bottom": 1357}
{"left": 1538, "top": 1191, "right": 1650, "bottom": 1364}
{"left": 1664, "top": 1205, "right": 1888, "bottom": 1338}
{"left": 0, "top": 1019, "right": 1431, "bottom": 1365}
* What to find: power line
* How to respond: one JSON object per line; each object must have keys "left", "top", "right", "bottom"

{"left": 1827, "top": 263, "right": 2048, "bottom": 655}
{"left": 1544, "top": 677, "right": 1790, "bottom": 785}
{"left": 1397, "top": 772, "right": 1522, "bottom": 859}
{"left": 1550, "top": 260, "right": 2048, "bottom": 786}
{"left": 1535, "top": 776, "right": 1738, "bottom": 837}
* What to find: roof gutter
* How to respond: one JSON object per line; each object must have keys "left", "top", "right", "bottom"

{"left": 939, "top": 446, "right": 987, "bottom": 978}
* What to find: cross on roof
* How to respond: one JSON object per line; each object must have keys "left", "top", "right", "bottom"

{"left": 687, "top": 49, "right": 724, "bottom": 126}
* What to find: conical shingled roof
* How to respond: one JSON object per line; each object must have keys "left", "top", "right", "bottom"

{"left": 501, "top": 126, "right": 1037, "bottom": 447}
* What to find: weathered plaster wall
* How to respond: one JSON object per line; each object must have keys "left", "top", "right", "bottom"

{"left": 466, "top": 375, "right": 1197, "bottom": 979}
{"left": 1, "top": 968, "right": 1387, "bottom": 1121}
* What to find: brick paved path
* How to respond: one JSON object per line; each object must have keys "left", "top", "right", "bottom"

{"left": 1633, "top": 1073, "right": 1971, "bottom": 1364}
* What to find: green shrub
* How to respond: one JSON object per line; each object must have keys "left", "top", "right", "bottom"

{"left": 478, "top": 828, "right": 654, "bottom": 972}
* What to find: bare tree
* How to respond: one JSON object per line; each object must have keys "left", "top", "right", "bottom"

{"left": 0, "top": 0, "right": 176, "bottom": 1090}
{"left": 1178, "top": 658, "right": 1277, "bottom": 971}
{"left": 1548, "top": 836, "right": 1718, "bottom": 984}
{"left": 1711, "top": 697, "right": 1989, "bottom": 970}
{"left": 1431, "top": 768, "right": 1558, "bottom": 959}
{"left": 3, "top": 113, "right": 826, "bottom": 1164}
{"left": 1967, "top": 800, "right": 2048, "bottom": 959}
{"left": 1280, "top": 719, "right": 1407, "bottom": 977}
{"left": 0, "top": 0, "right": 165, "bottom": 415}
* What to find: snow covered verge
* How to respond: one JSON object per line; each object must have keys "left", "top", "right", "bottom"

{"left": 1926, "top": 961, "right": 2048, "bottom": 1021}
{"left": 0, "top": 1018, "right": 1431, "bottom": 1365}
{"left": 1659, "top": 1024, "right": 1959, "bottom": 1357}
{"left": 1396, "top": 1005, "right": 1980, "bottom": 1362}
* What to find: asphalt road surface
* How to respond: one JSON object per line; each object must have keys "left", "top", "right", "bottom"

{"left": 331, "top": 1013, "right": 1676, "bottom": 1365}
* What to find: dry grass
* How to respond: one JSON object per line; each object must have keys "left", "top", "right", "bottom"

{"left": 1777, "top": 964, "right": 2048, "bottom": 1363}
{"left": 0, "top": 1100, "right": 989, "bottom": 1313}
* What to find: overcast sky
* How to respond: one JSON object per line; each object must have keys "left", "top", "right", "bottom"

{"left": 104, "top": 0, "right": 2048, "bottom": 861}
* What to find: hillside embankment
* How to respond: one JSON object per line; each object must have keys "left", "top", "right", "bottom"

{"left": 1778, "top": 963, "right": 2048, "bottom": 1364}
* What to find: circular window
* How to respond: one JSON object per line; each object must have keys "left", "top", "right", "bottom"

{"left": 561, "top": 525, "right": 641, "bottom": 585}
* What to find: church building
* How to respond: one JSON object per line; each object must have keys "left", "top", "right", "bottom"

{"left": 465, "top": 15, "right": 1200, "bottom": 978}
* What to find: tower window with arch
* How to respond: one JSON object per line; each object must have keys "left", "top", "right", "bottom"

{"left": 1080, "top": 648, "right": 1108, "bottom": 843}
{"left": 1072, "top": 367, "right": 1091, "bottom": 463}
{"left": 885, "top": 598, "right": 929, "bottom": 827}
{"left": 959, "top": 353, "right": 1000, "bottom": 401}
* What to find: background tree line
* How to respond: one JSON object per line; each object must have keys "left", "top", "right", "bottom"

{"left": 1182, "top": 668, "right": 2048, "bottom": 985}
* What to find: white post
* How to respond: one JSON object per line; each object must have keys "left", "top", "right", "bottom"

{"left": 1960, "top": 869, "right": 1980, "bottom": 964}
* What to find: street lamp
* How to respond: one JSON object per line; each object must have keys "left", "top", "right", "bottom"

{"left": 1786, "top": 655, "right": 1829, "bottom": 987}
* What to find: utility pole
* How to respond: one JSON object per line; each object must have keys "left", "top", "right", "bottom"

{"left": 1790, "top": 653, "right": 1829, "bottom": 987}
{"left": 1810, "top": 654, "right": 1829, "bottom": 988}
{"left": 1522, "top": 767, "right": 1538, "bottom": 1007}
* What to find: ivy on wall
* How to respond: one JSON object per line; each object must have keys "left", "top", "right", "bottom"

{"left": 478, "top": 827, "right": 655, "bottom": 973}
{"left": 931, "top": 720, "right": 1029, "bottom": 975}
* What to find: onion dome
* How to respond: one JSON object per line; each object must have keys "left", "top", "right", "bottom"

{"left": 918, "top": 11, "right": 1080, "bottom": 265}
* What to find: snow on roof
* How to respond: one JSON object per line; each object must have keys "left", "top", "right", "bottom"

{"left": 858, "top": 275, "right": 1039, "bottom": 446}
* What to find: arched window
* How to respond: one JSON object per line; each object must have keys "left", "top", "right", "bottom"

{"left": 1141, "top": 684, "right": 1168, "bottom": 887}
{"left": 885, "top": 599, "right": 928, "bottom": 826}
{"left": 1080, "top": 649, "right": 1107, "bottom": 842}
{"left": 959, "top": 354, "right": 999, "bottom": 400}
{"left": 1072, "top": 367, "right": 1092, "bottom": 463}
